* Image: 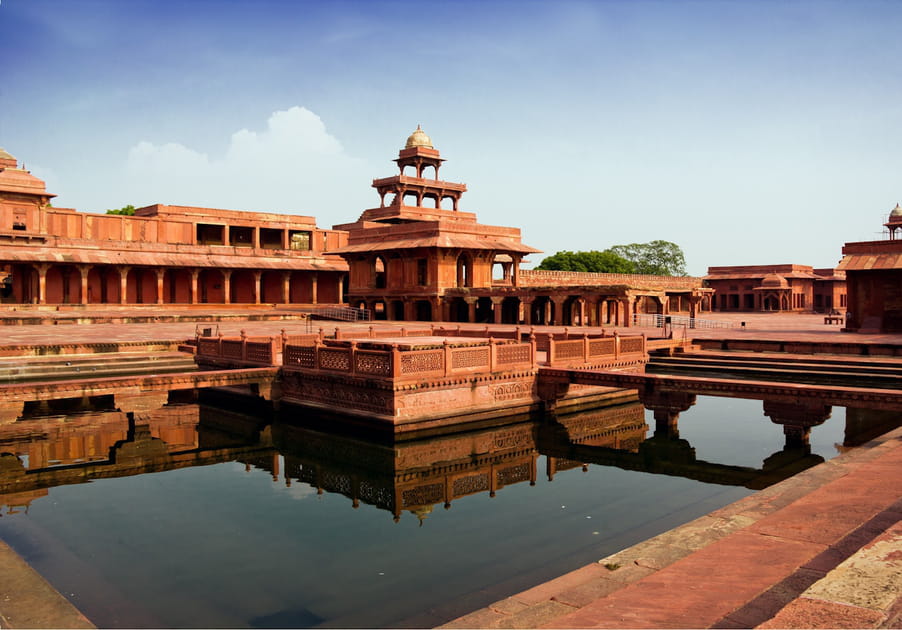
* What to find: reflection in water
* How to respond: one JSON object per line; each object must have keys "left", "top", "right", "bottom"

{"left": 0, "top": 387, "right": 898, "bottom": 628}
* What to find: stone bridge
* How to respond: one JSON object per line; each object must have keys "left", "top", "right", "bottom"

{"left": 0, "top": 368, "right": 280, "bottom": 422}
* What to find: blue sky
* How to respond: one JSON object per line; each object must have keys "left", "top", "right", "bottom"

{"left": 2, "top": 0, "right": 901, "bottom": 276}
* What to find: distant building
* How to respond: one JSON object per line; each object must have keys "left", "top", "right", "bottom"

{"left": 0, "top": 148, "right": 347, "bottom": 306}
{"left": 704, "top": 264, "right": 846, "bottom": 313}
{"left": 837, "top": 204, "right": 902, "bottom": 332}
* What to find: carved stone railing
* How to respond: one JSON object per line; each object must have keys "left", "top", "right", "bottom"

{"left": 195, "top": 330, "right": 282, "bottom": 366}
{"left": 547, "top": 333, "right": 646, "bottom": 368}
{"left": 282, "top": 338, "right": 536, "bottom": 382}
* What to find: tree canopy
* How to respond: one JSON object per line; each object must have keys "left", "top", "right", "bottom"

{"left": 106, "top": 204, "right": 136, "bottom": 215}
{"left": 536, "top": 240, "right": 687, "bottom": 276}
{"left": 535, "top": 250, "right": 635, "bottom": 273}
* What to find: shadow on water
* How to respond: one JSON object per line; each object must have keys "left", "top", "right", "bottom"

{"left": 250, "top": 607, "right": 325, "bottom": 629}
{"left": 0, "top": 383, "right": 897, "bottom": 628}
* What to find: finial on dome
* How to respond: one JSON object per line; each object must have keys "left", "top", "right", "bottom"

{"left": 890, "top": 202, "right": 902, "bottom": 218}
{"left": 405, "top": 125, "right": 434, "bottom": 149}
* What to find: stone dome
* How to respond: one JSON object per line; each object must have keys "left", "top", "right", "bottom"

{"left": 890, "top": 203, "right": 902, "bottom": 218}
{"left": 405, "top": 125, "right": 433, "bottom": 149}
{"left": 760, "top": 273, "right": 789, "bottom": 288}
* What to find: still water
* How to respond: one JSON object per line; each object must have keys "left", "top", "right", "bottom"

{"left": 0, "top": 391, "right": 895, "bottom": 628}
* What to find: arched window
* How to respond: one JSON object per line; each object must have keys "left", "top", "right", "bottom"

{"left": 374, "top": 255, "right": 387, "bottom": 289}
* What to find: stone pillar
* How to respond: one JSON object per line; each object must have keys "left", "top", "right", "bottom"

{"left": 337, "top": 274, "right": 344, "bottom": 304}
{"left": 35, "top": 263, "right": 49, "bottom": 305}
{"left": 253, "top": 270, "right": 262, "bottom": 305}
{"left": 491, "top": 296, "right": 503, "bottom": 324}
{"left": 639, "top": 389, "right": 696, "bottom": 438}
{"left": 577, "top": 298, "right": 586, "bottom": 326}
{"left": 155, "top": 269, "right": 165, "bottom": 304}
{"left": 78, "top": 265, "right": 90, "bottom": 305}
{"left": 620, "top": 298, "right": 631, "bottom": 327}
{"left": 431, "top": 297, "right": 442, "bottom": 322}
{"left": 223, "top": 270, "right": 232, "bottom": 305}
{"left": 764, "top": 400, "right": 831, "bottom": 449}
{"left": 466, "top": 297, "right": 477, "bottom": 323}
{"left": 117, "top": 267, "right": 129, "bottom": 304}
{"left": 190, "top": 270, "right": 199, "bottom": 305}
{"left": 551, "top": 296, "right": 566, "bottom": 326}
{"left": 311, "top": 272, "right": 318, "bottom": 305}
{"left": 281, "top": 272, "right": 291, "bottom": 304}
{"left": 521, "top": 296, "right": 534, "bottom": 326}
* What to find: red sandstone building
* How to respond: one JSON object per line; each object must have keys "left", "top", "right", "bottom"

{"left": 331, "top": 128, "right": 711, "bottom": 325}
{"left": 837, "top": 203, "right": 902, "bottom": 332}
{"left": 704, "top": 264, "right": 846, "bottom": 314}
{"left": 2, "top": 131, "right": 711, "bottom": 323}
{"left": 0, "top": 148, "right": 347, "bottom": 306}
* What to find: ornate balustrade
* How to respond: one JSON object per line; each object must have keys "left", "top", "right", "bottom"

{"left": 282, "top": 338, "right": 535, "bottom": 381}
{"left": 195, "top": 331, "right": 281, "bottom": 366}
{"left": 547, "top": 333, "right": 646, "bottom": 368}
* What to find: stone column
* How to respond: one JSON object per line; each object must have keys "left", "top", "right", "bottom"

{"left": 337, "top": 273, "right": 344, "bottom": 304}
{"left": 253, "top": 270, "right": 262, "bottom": 305}
{"left": 310, "top": 272, "right": 318, "bottom": 305}
{"left": 429, "top": 297, "right": 441, "bottom": 322}
{"left": 466, "top": 297, "right": 477, "bottom": 323}
{"left": 551, "top": 296, "right": 566, "bottom": 326}
{"left": 577, "top": 298, "right": 586, "bottom": 326}
{"left": 521, "top": 296, "right": 534, "bottom": 326}
{"left": 223, "top": 270, "right": 232, "bottom": 304}
{"left": 35, "top": 263, "right": 49, "bottom": 305}
{"left": 491, "top": 296, "right": 504, "bottom": 324}
{"left": 190, "top": 270, "right": 199, "bottom": 305}
{"left": 620, "top": 298, "right": 632, "bottom": 327}
{"left": 155, "top": 269, "right": 165, "bottom": 304}
{"left": 78, "top": 265, "right": 90, "bottom": 305}
{"left": 119, "top": 266, "right": 130, "bottom": 304}
{"left": 281, "top": 272, "right": 291, "bottom": 304}
{"left": 639, "top": 389, "right": 697, "bottom": 438}
{"left": 764, "top": 400, "right": 831, "bottom": 449}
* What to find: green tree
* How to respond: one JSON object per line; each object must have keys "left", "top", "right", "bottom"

{"left": 536, "top": 250, "right": 636, "bottom": 273}
{"left": 608, "top": 240, "right": 687, "bottom": 276}
{"left": 106, "top": 204, "right": 137, "bottom": 215}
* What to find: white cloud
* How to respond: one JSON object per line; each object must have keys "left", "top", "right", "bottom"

{"left": 123, "top": 106, "right": 371, "bottom": 220}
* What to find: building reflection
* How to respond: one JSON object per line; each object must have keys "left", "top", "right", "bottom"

{"left": 1, "top": 388, "right": 899, "bottom": 521}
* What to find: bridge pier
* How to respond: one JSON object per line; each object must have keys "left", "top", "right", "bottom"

{"left": 763, "top": 400, "right": 831, "bottom": 449}
{"left": 639, "top": 389, "right": 696, "bottom": 438}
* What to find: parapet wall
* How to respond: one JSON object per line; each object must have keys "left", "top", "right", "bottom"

{"left": 519, "top": 269, "right": 704, "bottom": 291}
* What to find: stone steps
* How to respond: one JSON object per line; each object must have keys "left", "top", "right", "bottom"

{"left": 0, "top": 352, "right": 197, "bottom": 384}
{"left": 647, "top": 351, "right": 902, "bottom": 389}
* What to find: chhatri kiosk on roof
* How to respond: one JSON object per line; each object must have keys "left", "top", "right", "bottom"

{"left": 330, "top": 125, "right": 542, "bottom": 323}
